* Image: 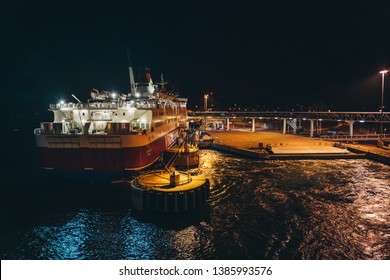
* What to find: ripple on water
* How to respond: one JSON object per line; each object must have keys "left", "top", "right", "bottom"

{"left": 2, "top": 151, "right": 389, "bottom": 260}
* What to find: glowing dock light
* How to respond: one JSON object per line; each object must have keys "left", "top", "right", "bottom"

{"left": 379, "top": 70, "right": 388, "bottom": 136}
{"left": 379, "top": 70, "right": 388, "bottom": 112}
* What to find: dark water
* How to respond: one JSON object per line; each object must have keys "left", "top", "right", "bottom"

{"left": 1, "top": 127, "right": 390, "bottom": 260}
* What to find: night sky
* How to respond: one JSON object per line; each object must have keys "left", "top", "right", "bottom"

{"left": 1, "top": 0, "right": 390, "bottom": 113}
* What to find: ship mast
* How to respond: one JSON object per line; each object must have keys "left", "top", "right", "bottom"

{"left": 157, "top": 74, "right": 168, "bottom": 92}
{"left": 127, "top": 47, "right": 136, "bottom": 95}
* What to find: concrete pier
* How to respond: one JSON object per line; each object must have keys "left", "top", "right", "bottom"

{"left": 345, "top": 143, "right": 390, "bottom": 164}
{"left": 210, "top": 130, "right": 346, "bottom": 153}
{"left": 199, "top": 130, "right": 390, "bottom": 162}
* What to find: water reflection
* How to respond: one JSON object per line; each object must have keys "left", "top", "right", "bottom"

{"left": 2, "top": 150, "right": 389, "bottom": 259}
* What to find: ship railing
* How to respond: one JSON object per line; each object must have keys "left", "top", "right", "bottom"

{"left": 49, "top": 102, "right": 125, "bottom": 110}
{"left": 50, "top": 103, "right": 87, "bottom": 110}
{"left": 86, "top": 102, "right": 156, "bottom": 110}
{"left": 35, "top": 127, "right": 143, "bottom": 136}
{"left": 136, "top": 104, "right": 157, "bottom": 109}
{"left": 86, "top": 99, "right": 157, "bottom": 109}
{"left": 49, "top": 100, "right": 182, "bottom": 110}
{"left": 86, "top": 102, "right": 119, "bottom": 109}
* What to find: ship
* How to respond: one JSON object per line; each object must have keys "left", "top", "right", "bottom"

{"left": 34, "top": 66, "right": 188, "bottom": 173}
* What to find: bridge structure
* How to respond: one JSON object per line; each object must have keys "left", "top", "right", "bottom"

{"left": 188, "top": 111, "right": 390, "bottom": 139}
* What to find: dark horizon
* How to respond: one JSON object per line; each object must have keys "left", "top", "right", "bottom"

{"left": 1, "top": 0, "right": 389, "bottom": 114}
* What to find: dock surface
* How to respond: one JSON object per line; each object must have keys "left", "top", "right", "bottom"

{"left": 210, "top": 130, "right": 347, "bottom": 153}
{"left": 202, "top": 130, "right": 390, "bottom": 163}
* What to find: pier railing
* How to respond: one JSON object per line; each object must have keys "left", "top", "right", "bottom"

{"left": 189, "top": 111, "right": 390, "bottom": 122}
{"left": 321, "top": 134, "right": 390, "bottom": 140}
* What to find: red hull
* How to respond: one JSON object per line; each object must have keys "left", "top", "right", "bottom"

{"left": 38, "top": 133, "right": 172, "bottom": 172}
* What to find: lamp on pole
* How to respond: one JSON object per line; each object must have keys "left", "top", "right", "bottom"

{"left": 379, "top": 70, "right": 388, "bottom": 136}
{"left": 204, "top": 94, "right": 208, "bottom": 111}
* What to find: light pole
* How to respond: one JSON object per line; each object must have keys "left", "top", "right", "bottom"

{"left": 379, "top": 70, "right": 388, "bottom": 136}
{"left": 204, "top": 94, "right": 208, "bottom": 111}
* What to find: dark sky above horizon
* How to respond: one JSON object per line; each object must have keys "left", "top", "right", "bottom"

{"left": 1, "top": 0, "right": 390, "bottom": 112}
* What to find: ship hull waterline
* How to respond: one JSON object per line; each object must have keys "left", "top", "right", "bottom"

{"left": 36, "top": 128, "right": 180, "bottom": 172}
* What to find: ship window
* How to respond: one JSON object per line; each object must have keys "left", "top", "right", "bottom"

{"left": 82, "top": 113, "right": 85, "bottom": 116}
{"left": 123, "top": 112, "right": 125, "bottom": 116}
